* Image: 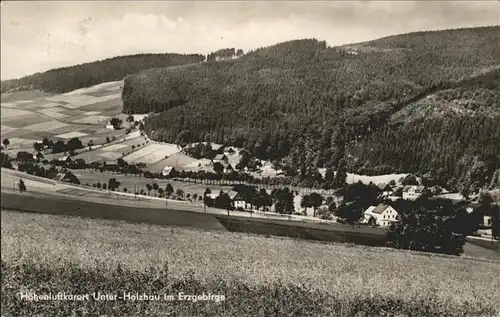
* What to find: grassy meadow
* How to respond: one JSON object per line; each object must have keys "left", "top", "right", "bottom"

{"left": 2, "top": 210, "right": 500, "bottom": 316}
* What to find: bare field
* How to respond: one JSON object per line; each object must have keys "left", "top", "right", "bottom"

{"left": 1, "top": 84, "right": 127, "bottom": 148}
{"left": 318, "top": 169, "right": 410, "bottom": 185}
{"left": 1, "top": 209, "right": 499, "bottom": 316}
{"left": 0, "top": 108, "right": 33, "bottom": 119}
{"left": 61, "top": 81, "right": 122, "bottom": 96}
{"left": 77, "top": 97, "right": 122, "bottom": 112}
{"left": 71, "top": 115, "right": 110, "bottom": 124}
{"left": 73, "top": 137, "right": 144, "bottom": 162}
{"left": 1, "top": 113, "right": 49, "bottom": 128}
{"left": 123, "top": 143, "right": 180, "bottom": 165}
{"left": 146, "top": 152, "right": 201, "bottom": 173}
{"left": 0, "top": 90, "right": 53, "bottom": 103}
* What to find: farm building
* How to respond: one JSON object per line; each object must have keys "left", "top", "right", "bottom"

{"left": 229, "top": 191, "right": 246, "bottom": 209}
{"left": 206, "top": 193, "right": 219, "bottom": 200}
{"left": 211, "top": 144, "right": 224, "bottom": 152}
{"left": 223, "top": 163, "right": 234, "bottom": 173}
{"left": 105, "top": 123, "right": 115, "bottom": 130}
{"left": 213, "top": 154, "right": 228, "bottom": 163}
{"left": 361, "top": 204, "right": 399, "bottom": 227}
{"left": 483, "top": 215, "right": 493, "bottom": 228}
{"left": 58, "top": 171, "right": 80, "bottom": 185}
{"left": 103, "top": 161, "right": 119, "bottom": 171}
{"left": 58, "top": 156, "right": 72, "bottom": 163}
{"left": 162, "top": 166, "right": 176, "bottom": 177}
{"left": 32, "top": 152, "right": 44, "bottom": 161}
{"left": 226, "top": 153, "right": 241, "bottom": 170}
{"left": 402, "top": 185, "right": 426, "bottom": 200}
{"left": 377, "top": 183, "right": 400, "bottom": 201}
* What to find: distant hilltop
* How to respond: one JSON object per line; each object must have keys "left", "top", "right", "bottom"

{"left": 206, "top": 48, "right": 245, "bottom": 62}
{"left": 0, "top": 53, "right": 205, "bottom": 94}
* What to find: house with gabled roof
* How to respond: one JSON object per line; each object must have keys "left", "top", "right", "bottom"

{"left": 361, "top": 203, "right": 399, "bottom": 227}
{"left": 58, "top": 155, "right": 72, "bottom": 163}
{"left": 377, "top": 183, "right": 394, "bottom": 196}
{"left": 213, "top": 154, "right": 228, "bottom": 163}
{"left": 58, "top": 171, "right": 81, "bottom": 185}
{"left": 226, "top": 153, "right": 241, "bottom": 170}
{"left": 102, "top": 160, "right": 119, "bottom": 172}
{"left": 233, "top": 195, "right": 247, "bottom": 209}
{"left": 33, "top": 152, "right": 44, "bottom": 161}
{"left": 162, "top": 165, "right": 176, "bottom": 177}
{"left": 376, "top": 183, "right": 400, "bottom": 201}
{"left": 402, "top": 185, "right": 426, "bottom": 200}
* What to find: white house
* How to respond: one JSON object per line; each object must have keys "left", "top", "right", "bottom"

{"left": 402, "top": 185, "right": 426, "bottom": 200}
{"left": 206, "top": 193, "right": 219, "bottom": 200}
{"left": 362, "top": 204, "right": 399, "bottom": 227}
{"left": 229, "top": 192, "right": 246, "bottom": 209}
{"left": 105, "top": 123, "right": 115, "bottom": 130}
{"left": 483, "top": 216, "right": 493, "bottom": 228}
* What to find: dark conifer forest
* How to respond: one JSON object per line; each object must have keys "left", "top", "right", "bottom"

{"left": 121, "top": 27, "right": 500, "bottom": 192}
{"left": 0, "top": 53, "right": 205, "bottom": 94}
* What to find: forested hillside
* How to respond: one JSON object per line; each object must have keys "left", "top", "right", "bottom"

{"left": 1, "top": 53, "right": 205, "bottom": 94}
{"left": 206, "top": 47, "right": 245, "bottom": 62}
{"left": 122, "top": 26, "right": 500, "bottom": 192}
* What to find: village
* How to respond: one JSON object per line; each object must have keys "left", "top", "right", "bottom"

{"left": 1, "top": 117, "right": 496, "bottom": 236}
{"left": 1, "top": 70, "right": 498, "bottom": 245}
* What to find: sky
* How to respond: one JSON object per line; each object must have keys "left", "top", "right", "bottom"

{"left": 1, "top": 1, "right": 499, "bottom": 80}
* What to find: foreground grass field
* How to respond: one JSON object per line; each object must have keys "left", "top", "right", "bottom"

{"left": 2, "top": 210, "right": 499, "bottom": 316}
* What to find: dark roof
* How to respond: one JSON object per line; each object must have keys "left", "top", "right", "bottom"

{"left": 59, "top": 172, "right": 80, "bottom": 184}
{"left": 377, "top": 183, "right": 394, "bottom": 191}
{"left": 465, "top": 202, "right": 481, "bottom": 208}
{"left": 162, "top": 166, "right": 175, "bottom": 175}
{"left": 372, "top": 204, "right": 391, "bottom": 214}
{"left": 232, "top": 193, "right": 245, "bottom": 201}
